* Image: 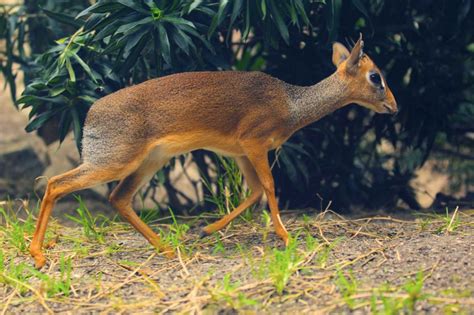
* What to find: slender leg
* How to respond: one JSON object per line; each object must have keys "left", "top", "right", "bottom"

{"left": 109, "top": 155, "right": 174, "bottom": 258}
{"left": 30, "top": 164, "right": 122, "bottom": 268}
{"left": 243, "top": 146, "right": 289, "bottom": 245}
{"left": 201, "top": 156, "right": 263, "bottom": 236}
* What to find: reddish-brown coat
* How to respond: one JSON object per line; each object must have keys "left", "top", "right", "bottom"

{"left": 29, "top": 36, "right": 398, "bottom": 269}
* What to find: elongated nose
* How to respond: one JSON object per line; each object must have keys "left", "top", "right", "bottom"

{"left": 386, "top": 89, "right": 398, "bottom": 114}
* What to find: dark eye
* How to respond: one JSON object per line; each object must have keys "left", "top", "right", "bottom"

{"left": 369, "top": 72, "right": 382, "bottom": 86}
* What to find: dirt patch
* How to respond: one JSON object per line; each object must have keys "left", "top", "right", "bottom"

{"left": 1, "top": 206, "right": 473, "bottom": 314}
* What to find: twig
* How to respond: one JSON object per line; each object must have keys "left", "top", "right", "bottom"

{"left": 1, "top": 273, "right": 53, "bottom": 314}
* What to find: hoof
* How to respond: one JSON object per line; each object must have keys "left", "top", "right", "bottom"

{"left": 30, "top": 247, "right": 46, "bottom": 269}
{"left": 33, "top": 254, "right": 46, "bottom": 269}
{"left": 276, "top": 231, "right": 289, "bottom": 246}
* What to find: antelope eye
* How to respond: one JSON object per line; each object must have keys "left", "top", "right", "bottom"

{"left": 369, "top": 72, "right": 382, "bottom": 86}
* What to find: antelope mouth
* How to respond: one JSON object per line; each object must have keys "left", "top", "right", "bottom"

{"left": 382, "top": 103, "right": 396, "bottom": 114}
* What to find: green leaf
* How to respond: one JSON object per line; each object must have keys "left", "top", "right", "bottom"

{"left": 25, "top": 112, "right": 56, "bottom": 133}
{"left": 123, "top": 28, "right": 149, "bottom": 58}
{"left": 208, "top": 0, "right": 229, "bottom": 36}
{"left": 243, "top": 0, "right": 251, "bottom": 39}
{"left": 230, "top": 0, "right": 244, "bottom": 26}
{"left": 179, "top": 24, "right": 214, "bottom": 53}
{"left": 50, "top": 85, "right": 66, "bottom": 97}
{"left": 76, "top": 2, "right": 124, "bottom": 19}
{"left": 72, "top": 53, "right": 98, "bottom": 83}
{"left": 351, "top": 0, "right": 373, "bottom": 32}
{"left": 70, "top": 108, "right": 83, "bottom": 150}
{"left": 116, "top": 16, "right": 153, "bottom": 34}
{"left": 43, "top": 9, "right": 84, "bottom": 28}
{"left": 58, "top": 111, "right": 72, "bottom": 143}
{"left": 94, "top": 19, "right": 123, "bottom": 40}
{"left": 78, "top": 95, "right": 97, "bottom": 104}
{"left": 325, "top": 0, "right": 342, "bottom": 42}
{"left": 157, "top": 24, "right": 171, "bottom": 65}
{"left": 187, "top": 0, "right": 203, "bottom": 13}
{"left": 261, "top": 0, "right": 268, "bottom": 18}
{"left": 117, "top": 0, "right": 149, "bottom": 14}
{"left": 85, "top": 9, "right": 129, "bottom": 33}
{"left": 293, "top": 0, "right": 310, "bottom": 25}
{"left": 119, "top": 35, "right": 148, "bottom": 74}
{"left": 65, "top": 58, "right": 76, "bottom": 82}
{"left": 351, "top": 0, "right": 370, "bottom": 18}
{"left": 171, "top": 27, "right": 192, "bottom": 55}
{"left": 161, "top": 16, "right": 196, "bottom": 29}
{"left": 269, "top": 0, "right": 289, "bottom": 44}
{"left": 16, "top": 95, "right": 37, "bottom": 105}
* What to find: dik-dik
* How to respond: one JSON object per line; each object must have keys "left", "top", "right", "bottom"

{"left": 30, "top": 35, "right": 397, "bottom": 268}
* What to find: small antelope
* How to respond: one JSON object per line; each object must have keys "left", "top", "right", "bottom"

{"left": 29, "top": 35, "right": 397, "bottom": 268}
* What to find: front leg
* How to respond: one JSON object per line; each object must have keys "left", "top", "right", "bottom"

{"left": 242, "top": 143, "right": 289, "bottom": 245}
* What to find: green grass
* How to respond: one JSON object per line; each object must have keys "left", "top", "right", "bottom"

{"left": 415, "top": 207, "right": 462, "bottom": 235}
{"left": 0, "top": 206, "right": 36, "bottom": 252}
{"left": 315, "top": 237, "right": 341, "bottom": 268}
{"left": 259, "top": 210, "right": 272, "bottom": 242}
{"left": 438, "top": 207, "right": 461, "bottom": 234}
{"left": 0, "top": 251, "right": 73, "bottom": 298}
{"left": 65, "top": 196, "right": 110, "bottom": 243}
{"left": 209, "top": 273, "right": 258, "bottom": 310}
{"left": 0, "top": 258, "right": 32, "bottom": 295}
{"left": 138, "top": 208, "right": 163, "bottom": 225}
{"left": 159, "top": 207, "right": 190, "bottom": 254}
{"left": 0, "top": 197, "right": 472, "bottom": 313}
{"left": 202, "top": 156, "right": 251, "bottom": 218}
{"left": 369, "top": 272, "right": 427, "bottom": 314}
{"left": 264, "top": 235, "right": 304, "bottom": 294}
{"left": 336, "top": 269, "right": 359, "bottom": 309}
{"left": 29, "top": 254, "right": 73, "bottom": 297}
{"left": 332, "top": 271, "right": 427, "bottom": 314}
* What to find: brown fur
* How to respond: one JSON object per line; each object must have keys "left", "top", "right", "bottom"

{"left": 29, "top": 36, "right": 397, "bottom": 268}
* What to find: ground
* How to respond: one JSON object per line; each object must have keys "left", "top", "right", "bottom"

{"left": 0, "top": 201, "right": 473, "bottom": 314}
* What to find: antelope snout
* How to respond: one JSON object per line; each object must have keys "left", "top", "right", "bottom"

{"left": 381, "top": 97, "right": 398, "bottom": 115}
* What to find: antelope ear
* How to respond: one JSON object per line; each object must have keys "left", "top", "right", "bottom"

{"left": 346, "top": 33, "right": 364, "bottom": 73}
{"left": 332, "top": 42, "right": 351, "bottom": 67}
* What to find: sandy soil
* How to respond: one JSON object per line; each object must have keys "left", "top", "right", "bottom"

{"left": 1, "top": 208, "right": 473, "bottom": 314}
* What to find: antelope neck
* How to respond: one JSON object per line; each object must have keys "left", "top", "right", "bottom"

{"left": 285, "top": 72, "right": 349, "bottom": 130}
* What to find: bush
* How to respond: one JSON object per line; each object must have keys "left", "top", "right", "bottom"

{"left": 1, "top": 0, "right": 473, "bottom": 211}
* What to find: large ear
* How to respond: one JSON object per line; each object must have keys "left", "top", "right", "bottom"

{"left": 332, "top": 42, "right": 351, "bottom": 67}
{"left": 346, "top": 33, "right": 364, "bottom": 73}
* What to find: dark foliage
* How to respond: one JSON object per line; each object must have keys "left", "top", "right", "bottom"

{"left": 1, "top": 0, "right": 473, "bottom": 211}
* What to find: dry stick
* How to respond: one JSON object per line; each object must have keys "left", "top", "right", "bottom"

{"left": 301, "top": 244, "right": 326, "bottom": 266}
{"left": 1, "top": 273, "right": 53, "bottom": 314}
{"left": 0, "top": 290, "right": 16, "bottom": 315}
{"left": 350, "top": 224, "right": 366, "bottom": 239}
{"left": 76, "top": 253, "right": 158, "bottom": 308}
{"left": 317, "top": 225, "right": 331, "bottom": 245}
{"left": 375, "top": 255, "right": 387, "bottom": 268}
{"left": 388, "top": 259, "right": 440, "bottom": 283}
{"left": 446, "top": 206, "right": 460, "bottom": 235}
{"left": 116, "top": 263, "right": 165, "bottom": 298}
{"left": 333, "top": 292, "right": 474, "bottom": 311}
{"left": 177, "top": 277, "right": 211, "bottom": 314}
{"left": 327, "top": 245, "right": 395, "bottom": 270}
{"left": 177, "top": 247, "right": 190, "bottom": 277}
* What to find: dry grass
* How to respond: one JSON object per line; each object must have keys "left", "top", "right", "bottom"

{"left": 1, "top": 200, "right": 473, "bottom": 314}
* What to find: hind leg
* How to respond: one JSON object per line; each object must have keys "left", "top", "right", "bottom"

{"left": 30, "top": 164, "right": 125, "bottom": 268}
{"left": 109, "top": 148, "right": 174, "bottom": 257}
